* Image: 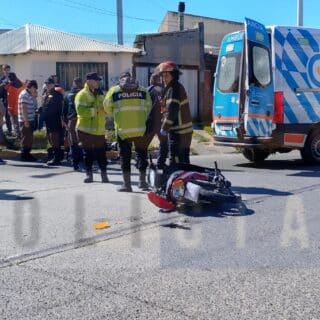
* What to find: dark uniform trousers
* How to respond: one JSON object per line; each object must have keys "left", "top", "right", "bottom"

{"left": 77, "top": 130, "right": 106, "bottom": 172}
{"left": 118, "top": 136, "right": 148, "bottom": 173}
{"left": 168, "top": 132, "right": 192, "bottom": 165}
{"left": 68, "top": 118, "right": 82, "bottom": 167}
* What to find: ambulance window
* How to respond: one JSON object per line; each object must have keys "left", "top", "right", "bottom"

{"left": 252, "top": 46, "right": 271, "bottom": 86}
{"left": 217, "top": 53, "right": 240, "bottom": 93}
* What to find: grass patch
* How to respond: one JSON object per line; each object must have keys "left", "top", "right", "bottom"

{"left": 203, "top": 125, "right": 213, "bottom": 136}
{"left": 190, "top": 147, "right": 198, "bottom": 155}
{"left": 192, "top": 131, "right": 210, "bottom": 143}
{"left": 33, "top": 130, "right": 49, "bottom": 149}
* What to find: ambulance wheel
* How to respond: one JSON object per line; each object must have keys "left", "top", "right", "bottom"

{"left": 300, "top": 130, "right": 320, "bottom": 164}
{"left": 242, "top": 148, "right": 269, "bottom": 163}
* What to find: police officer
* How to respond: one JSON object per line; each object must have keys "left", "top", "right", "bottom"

{"left": 155, "top": 61, "right": 193, "bottom": 164}
{"left": 104, "top": 72, "right": 151, "bottom": 192}
{"left": 41, "top": 77, "right": 64, "bottom": 165}
{"left": 75, "top": 72, "right": 108, "bottom": 183}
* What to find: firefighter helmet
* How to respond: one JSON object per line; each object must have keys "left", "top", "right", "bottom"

{"left": 156, "top": 61, "right": 181, "bottom": 74}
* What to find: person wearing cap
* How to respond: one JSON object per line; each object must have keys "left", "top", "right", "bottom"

{"left": 75, "top": 72, "right": 108, "bottom": 183}
{"left": 18, "top": 80, "right": 38, "bottom": 161}
{"left": 155, "top": 61, "right": 193, "bottom": 164}
{"left": 65, "top": 77, "right": 83, "bottom": 170}
{"left": 145, "top": 73, "right": 168, "bottom": 168}
{"left": 41, "top": 77, "right": 64, "bottom": 165}
{"left": 103, "top": 72, "right": 152, "bottom": 192}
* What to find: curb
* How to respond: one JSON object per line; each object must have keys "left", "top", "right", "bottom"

{"left": 0, "top": 149, "right": 120, "bottom": 161}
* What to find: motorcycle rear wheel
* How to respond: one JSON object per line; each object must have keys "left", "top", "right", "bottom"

{"left": 199, "top": 189, "right": 241, "bottom": 204}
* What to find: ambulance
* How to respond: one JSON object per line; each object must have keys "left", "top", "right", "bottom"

{"left": 213, "top": 18, "right": 320, "bottom": 163}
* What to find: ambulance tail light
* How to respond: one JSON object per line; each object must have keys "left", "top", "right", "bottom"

{"left": 273, "top": 91, "right": 284, "bottom": 124}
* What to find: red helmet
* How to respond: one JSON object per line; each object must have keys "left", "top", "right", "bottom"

{"left": 156, "top": 61, "right": 180, "bottom": 74}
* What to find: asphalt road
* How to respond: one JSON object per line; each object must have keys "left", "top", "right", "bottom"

{"left": 1, "top": 150, "right": 320, "bottom": 319}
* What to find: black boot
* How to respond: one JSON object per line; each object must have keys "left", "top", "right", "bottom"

{"left": 101, "top": 171, "right": 109, "bottom": 183}
{"left": 71, "top": 145, "right": 81, "bottom": 170}
{"left": 118, "top": 172, "right": 132, "bottom": 192}
{"left": 138, "top": 170, "right": 149, "bottom": 190}
{"left": 47, "top": 148, "right": 61, "bottom": 166}
{"left": 20, "top": 148, "right": 27, "bottom": 161}
{"left": 84, "top": 171, "right": 93, "bottom": 183}
{"left": 21, "top": 148, "right": 36, "bottom": 162}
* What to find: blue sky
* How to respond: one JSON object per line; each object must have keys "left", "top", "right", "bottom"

{"left": 1, "top": 0, "right": 320, "bottom": 45}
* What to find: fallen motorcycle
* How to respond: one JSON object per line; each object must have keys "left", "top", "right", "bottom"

{"left": 147, "top": 160, "right": 241, "bottom": 211}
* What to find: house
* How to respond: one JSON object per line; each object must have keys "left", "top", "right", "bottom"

{"left": 0, "top": 24, "right": 140, "bottom": 91}
{"left": 133, "top": 12, "right": 243, "bottom": 123}
{"left": 159, "top": 11, "right": 243, "bottom": 53}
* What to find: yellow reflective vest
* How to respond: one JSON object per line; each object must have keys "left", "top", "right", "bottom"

{"left": 75, "top": 84, "right": 106, "bottom": 136}
{"left": 103, "top": 85, "right": 151, "bottom": 140}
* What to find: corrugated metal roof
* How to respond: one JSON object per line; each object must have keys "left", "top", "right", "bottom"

{"left": 0, "top": 24, "right": 140, "bottom": 55}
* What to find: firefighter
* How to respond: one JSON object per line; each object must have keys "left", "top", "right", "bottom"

{"left": 155, "top": 61, "right": 193, "bottom": 164}
{"left": 103, "top": 72, "right": 151, "bottom": 192}
{"left": 75, "top": 72, "right": 108, "bottom": 183}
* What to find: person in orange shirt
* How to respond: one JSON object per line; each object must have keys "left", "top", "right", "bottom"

{"left": 5, "top": 72, "right": 25, "bottom": 139}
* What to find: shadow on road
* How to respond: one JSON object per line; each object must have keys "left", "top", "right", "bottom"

{"left": 175, "top": 201, "right": 254, "bottom": 218}
{"left": 232, "top": 186, "right": 292, "bottom": 196}
{"left": 236, "top": 158, "right": 320, "bottom": 171}
{"left": 11, "top": 163, "right": 49, "bottom": 169}
{"left": 236, "top": 159, "right": 320, "bottom": 178}
{"left": 0, "top": 189, "right": 33, "bottom": 201}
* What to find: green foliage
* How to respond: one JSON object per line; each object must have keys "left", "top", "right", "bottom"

{"left": 192, "top": 131, "right": 210, "bottom": 143}
{"left": 33, "top": 130, "right": 49, "bottom": 149}
{"left": 203, "top": 125, "right": 213, "bottom": 136}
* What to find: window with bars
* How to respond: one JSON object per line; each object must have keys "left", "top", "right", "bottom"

{"left": 56, "top": 62, "right": 108, "bottom": 91}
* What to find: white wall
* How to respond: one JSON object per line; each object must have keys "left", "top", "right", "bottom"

{"left": 0, "top": 51, "right": 133, "bottom": 89}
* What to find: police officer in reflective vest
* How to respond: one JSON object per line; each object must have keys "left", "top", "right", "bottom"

{"left": 75, "top": 72, "right": 108, "bottom": 183}
{"left": 155, "top": 61, "right": 193, "bottom": 164}
{"left": 104, "top": 72, "right": 151, "bottom": 192}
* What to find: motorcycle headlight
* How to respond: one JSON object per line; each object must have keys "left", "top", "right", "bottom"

{"left": 172, "top": 179, "right": 185, "bottom": 199}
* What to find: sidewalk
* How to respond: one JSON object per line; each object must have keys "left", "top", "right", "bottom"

{"left": 0, "top": 130, "right": 235, "bottom": 161}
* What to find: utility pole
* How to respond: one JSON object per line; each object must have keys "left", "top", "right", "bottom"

{"left": 117, "top": 0, "right": 123, "bottom": 45}
{"left": 297, "top": 0, "right": 303, "bottom": 26}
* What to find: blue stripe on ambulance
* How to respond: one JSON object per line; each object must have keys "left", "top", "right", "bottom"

{"left": 286, "top": 32, "right": 309, "bottom": 66}
{"left": 246, "top": 117, "right": 273, "bottom": 137}
{"left": 283, "top": 97, "right": 299, "bottom": 123}
{"left": 298, "top": 29, "right": 319, "bottom": 52}
{"left": 282, "top": 70, "right": 319, "bottom": 121}
{"left": 274, "top": 28, "right": 320, "bottom": 124}
{"left": 274, "top": 28, "right": 285, "bottom": 46}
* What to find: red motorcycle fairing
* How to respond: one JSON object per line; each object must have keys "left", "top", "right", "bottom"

{"left": 147, "top": 192, "right": 176, "bottom": 210}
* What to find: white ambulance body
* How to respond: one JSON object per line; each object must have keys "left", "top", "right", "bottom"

{"left": 213, "top": 18, "right": 320, "bottom": 163}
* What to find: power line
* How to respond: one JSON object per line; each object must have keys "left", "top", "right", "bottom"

{"left": 48, "top": 0, "right": 159, "bottom": 23}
